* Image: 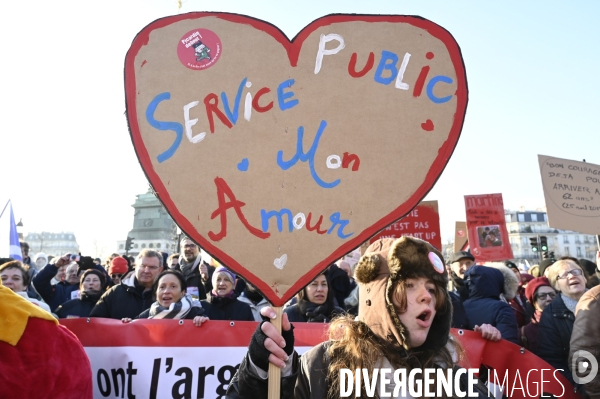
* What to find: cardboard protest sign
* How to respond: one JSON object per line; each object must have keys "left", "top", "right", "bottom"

{"left": 125, "top": 13, "right": 468, "bottom": 306}
{"left": 370, "top": 200, "right": 441, "bottom": 250}
{"left": 538, "top": 155, "right": 600, "bottom": 235}
{"left": 464, "top": 194, "right": 513, "bottom": 262}
{"left": 454, "top": 221, "right": 468, "bottom": 252}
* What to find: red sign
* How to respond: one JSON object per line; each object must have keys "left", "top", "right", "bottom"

{"left": 464, "top": 193, "right": 513, "bottom": 262}
{"left": 370, "top": 201, "right": 442, "bottom": 250}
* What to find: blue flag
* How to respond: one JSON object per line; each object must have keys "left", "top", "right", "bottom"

{"left": 9, "top": 203, "right": 22, "bottom": 261}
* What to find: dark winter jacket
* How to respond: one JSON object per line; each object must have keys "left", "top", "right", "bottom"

{"left": 537, "top": 293, "right": 576, "bottom": 385}
{"left": 509, "top": 287, "right": 531, "bottom": 328}
{"left": 463, "top": 266, "right": 520, "bottom": 344}
{"left": 201, "top": 262, "right": 216, "bottom": 297}
{"left": 325, "top": 264, "right": 352, "bottom": 307}
{"left": 32, "top": 264, "right": 80, "bottom": 312}
{"left": 450, "top": 271, "right": 469, "bottom": 302}
{"left": 55, "top": 292, "right": 102, "bottom": 318}
{"left": 226, "top": 341, "right": 491, "bottom": 399}
{"left": 521, "top": 309, "right": 542, "bottom": 356}
{"left": 179, "top": 258, "right": 208, "bottom": 300}
{"left": 23, "top": 259, "right": 42, "bottom": 300}
{"left": 450, "top": 291, "right": 471, "bottom": 329}
{"left": 202, "top": 293, "right": 254, "bottom": 321}
{"left": 89, "top": 275, "right": 155, "bottom": 319}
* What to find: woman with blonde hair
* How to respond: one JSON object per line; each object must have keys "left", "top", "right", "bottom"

{"left": 537, "top": 259, "right": 587, "bottom": 386}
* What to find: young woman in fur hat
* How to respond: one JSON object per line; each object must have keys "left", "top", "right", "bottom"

{"left": 226, "top": 236, "right": 491, "bottom": 398}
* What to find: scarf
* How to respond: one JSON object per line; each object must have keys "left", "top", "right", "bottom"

{"left": 561, "top": 292, "right": 581, "bottom": 314}
{"left": 148, "top": 294, "right": 194, "bottom": 319}
{"left": 297, "top": 299, "right": 334, "bottom": 322}
{"left": 179, "top": 255, "right": 201, "bottom": 277}
{"left": 211, "top": 289, "right": 236, "bottom": 299}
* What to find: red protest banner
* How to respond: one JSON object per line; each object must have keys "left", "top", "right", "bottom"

{"left": 370, "top": 201, "right": 442, "bottom": 250}
{"left": 57, "top": 319, "right": 578, "bottom": 399}
{"left": 464, "top": 193, "right": 513, "bottom": 262}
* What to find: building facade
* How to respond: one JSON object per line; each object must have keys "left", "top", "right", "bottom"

{"left": 24, "top": 231, "right": 80, "bottom": 258}
{"left": 505, "top": 209, "right": 597, "bottom": 266}
{"left": 117, "top": 190, "right": 178, "bottom": 257}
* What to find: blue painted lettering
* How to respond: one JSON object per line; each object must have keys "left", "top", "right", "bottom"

{"left": 221, "top": 78, "right": 248, "bottom": 125}
{"left": 426, "top": 75, "right": 453, "bottom": 104}
{"left": 277, "top": 79, "right": 299, "bottom": 111}
{"left": 261, "top": 209, "right": 293, "bottom": 232}
{"left": 373, "top": 51, "right": 399, "bottom": 85}
{"left": 327, "top": 212, "right": 354, "bottom": 239}
{"left": 146, "top": 92, "right": 183, "bottom": 163}
{"left": 277, "top": 120, "right": 340, "bottom": 189}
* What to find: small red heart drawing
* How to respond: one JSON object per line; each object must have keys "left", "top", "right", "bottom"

{"left": 125, "top": 13, "right": 468, "bottom": 306}
{"left": 421, "top": 119, "right": 434, "bottom": 131}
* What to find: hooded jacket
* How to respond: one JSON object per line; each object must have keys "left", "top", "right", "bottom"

{"left": 463, "top": 265, "right": 520, "bottom": 345}
{"left": 33, "top": 252, "right": 48, "bottom": 270}
{"left": 569, "top": 285, "right": 600, "bottom": 398}
{"left": 227, "top": 236, "right": 491, "bottom": 398}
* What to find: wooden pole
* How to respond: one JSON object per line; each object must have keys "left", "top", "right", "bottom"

{"left": 267, "top": 306, "right": 283, "bottom": 399}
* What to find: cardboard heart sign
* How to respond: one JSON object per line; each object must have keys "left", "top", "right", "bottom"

{"left": 125, "top": 13, "right": 468, "bottom": 306}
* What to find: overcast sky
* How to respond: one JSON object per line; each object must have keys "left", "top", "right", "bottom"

{"left": 1, "top": 0, "right": 598, "bottom": 258}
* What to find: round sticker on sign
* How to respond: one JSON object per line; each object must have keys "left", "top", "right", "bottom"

{"left": 428, "top": 252, "right": 445, "bottom": 274}
{"left": 177, "top": 28, "right": 222, "bottom": 70}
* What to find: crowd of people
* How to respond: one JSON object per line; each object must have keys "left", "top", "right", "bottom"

{"left": 1, "top": 237, "right": 599, "bottom": 398}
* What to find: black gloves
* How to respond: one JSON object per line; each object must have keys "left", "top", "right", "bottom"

{"left": 248, "top": 321, "right": 295, "bottom": 371}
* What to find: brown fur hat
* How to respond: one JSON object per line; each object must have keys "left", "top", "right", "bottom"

{"left": 355, "top": 236, "right": 451, "bottom": 351}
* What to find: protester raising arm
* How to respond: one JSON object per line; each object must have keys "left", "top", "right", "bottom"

{"left": 32, "top": 254, "right": 79, "bottom": 312}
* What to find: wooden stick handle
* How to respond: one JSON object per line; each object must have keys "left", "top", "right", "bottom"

{"left": 267, "top": 306, "right": 283, "bottom": 399}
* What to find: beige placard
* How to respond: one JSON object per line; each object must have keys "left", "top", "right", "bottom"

{"left": 454, "top": 221, "right": 468, "bottom": 253}
{"left": 539, "top": 155, "right": 600, "bottom": 235}
{"left": 125, "top": 13, "right": 467, "bottom": 305}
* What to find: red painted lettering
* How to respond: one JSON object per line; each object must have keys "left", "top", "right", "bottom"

{"left": 252, "top": 87, "right": 274, "bottom": 113}
{"left": 305, "top": 212, "right": 327, "bottom": 234}
{"left": 342, "top": 152, "right": 361, "bottom": 171}
{"left": 208, "top": 177, "right": 269, "bottom": 241}
{"left": 348, "top": 52, "right": 375, "bottom": 78}
{"left": 204, "top": 93, "right": 233, "bottom": 133}
{"left": 412, "top": 65, "right": 430, "bottom": 98}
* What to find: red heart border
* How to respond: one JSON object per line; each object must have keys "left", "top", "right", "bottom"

{"left": 125, "top": 12, "right": 468, "bottom": 306}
